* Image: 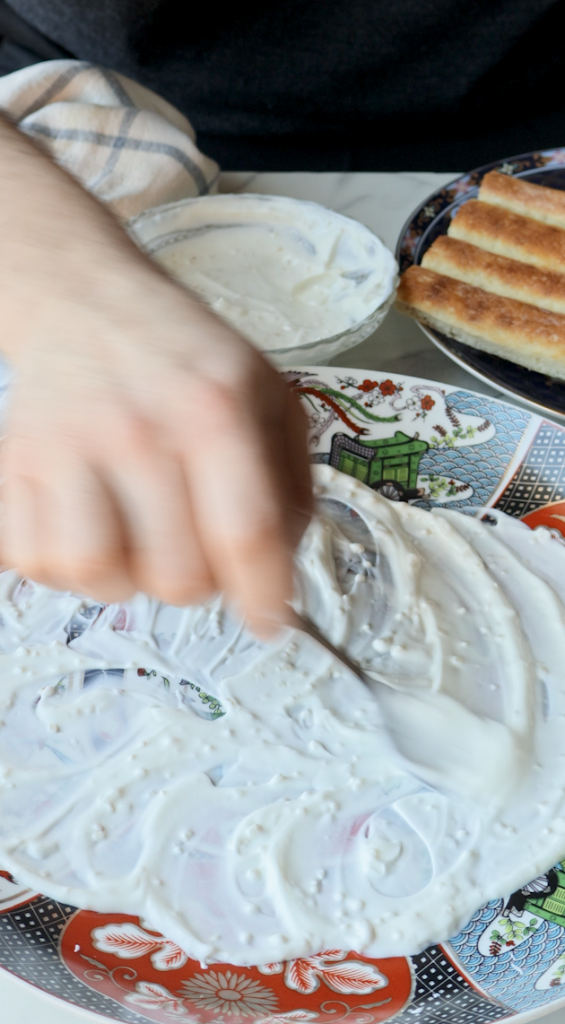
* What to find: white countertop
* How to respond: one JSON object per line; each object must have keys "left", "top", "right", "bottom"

{"left": 1, "top": 169, "right": 563, "bottom": 1024}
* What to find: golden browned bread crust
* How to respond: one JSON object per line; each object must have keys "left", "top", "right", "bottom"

{"left": 422, "top": 235, "right": 565, "bottom": 314}
{"left": 396, "top": 265, "right": 565, "bottom": 380}
{"left": 448, "top": 199, "right": 565, "bottom": 273}
{"left": 479, "top": 170, "right": 565, "bottom": 230}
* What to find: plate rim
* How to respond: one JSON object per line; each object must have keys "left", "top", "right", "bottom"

{"left": 0, "top": 961, "right": 109, "bottom": 1024}
{"left": 3, "top": 955, "right": 565, "bottom": 1024}
{"left": 419, "top": 325, "right": 565, "bottom": 423}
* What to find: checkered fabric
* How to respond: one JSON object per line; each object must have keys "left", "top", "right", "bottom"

{"left": 0, "top": 59, "right": 219, "bottom": 219}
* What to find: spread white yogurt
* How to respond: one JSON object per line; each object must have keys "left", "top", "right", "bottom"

{"left": 129, "top": 195, "right": 397, "bottom": 352}
{"left": 0, "top": 466, "right": 564, "bottom": 967}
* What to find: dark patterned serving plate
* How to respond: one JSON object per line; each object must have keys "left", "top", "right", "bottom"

{"left": 5, "top": 366, "right": 565, "bottom": 1023}
{"left": 396, "top": 148, "right": 565, "bottom": 420}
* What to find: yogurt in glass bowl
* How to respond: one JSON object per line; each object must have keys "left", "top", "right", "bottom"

{"left": 128, "top": 193, "right": 398, "bottom": 365}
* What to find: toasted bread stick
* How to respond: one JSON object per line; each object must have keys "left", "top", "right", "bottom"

{"left": 396, "top": 265, "right": 565, "bottom": 381}
{"left": 448, "top": 199, "right": 565, "bottom": 274}
{"left": 479, "top": 170, "right": 565, "bottom": 231}
{"left": 422, "top": 235, "right": 565, "bottom": 315}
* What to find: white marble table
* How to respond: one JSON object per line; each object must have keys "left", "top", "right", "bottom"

{"left": 0, "top": 170, "right": 562, "bottom": 1023}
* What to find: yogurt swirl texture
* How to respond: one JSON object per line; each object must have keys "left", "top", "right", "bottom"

{"left": 0, "top": 466, "right": 564, "bottom": 966}
{"left": 131, "top": 195, "right": 397, "bottom": 351}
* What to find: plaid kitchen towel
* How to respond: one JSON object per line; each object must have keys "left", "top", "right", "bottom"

{"left": 0, "top": 60, "right": 219, "bottom": 219}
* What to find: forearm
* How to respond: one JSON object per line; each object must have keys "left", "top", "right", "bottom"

{"left": 0, "top": 113, "right": 245, "bottom": 381}
{"left": 0, "top": 113, "right": 164, "bottom": 359}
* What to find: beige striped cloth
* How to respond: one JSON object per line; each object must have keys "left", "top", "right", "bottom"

{"left": 0, "top": 59, "right": 219, "bottom": 220}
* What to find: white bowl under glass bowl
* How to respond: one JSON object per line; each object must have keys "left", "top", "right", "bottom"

{"left": 128, "top": 193, "right": 398, "bottom": 365}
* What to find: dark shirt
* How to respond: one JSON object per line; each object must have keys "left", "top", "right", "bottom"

{"left": 2, "top": 0, "right": 564, "bottom": 170}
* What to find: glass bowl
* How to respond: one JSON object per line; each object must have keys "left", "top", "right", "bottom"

{"left": 128, "top": 193, "right": 398, "bottom": 366}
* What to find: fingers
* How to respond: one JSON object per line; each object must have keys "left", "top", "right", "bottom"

{"left": 177, "top": 375, "right": 309, "bottom": 637}
{"left": 39, "top": 460, "right": 132, "bottom": 602}
{"left": 103, "top": 447, "right": 214, "bottom": 605}
{"left": 2, "top": 438, "right": 214, "bottom": 607}
{"left": 0, "top": 346, "right": 313, "bottom": 629}
{"left": 1, "top": 472, "right": 42, "bottom": 577}
{"left": 280, "top": 386, "right": 313, "bottom": 548}
{"left": 2, "top": 440, "right": 133, "bottom": 601}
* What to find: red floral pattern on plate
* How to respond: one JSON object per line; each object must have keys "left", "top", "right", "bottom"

{"left": 125, "top": 981, "right": 195, "bottom": 1018}
{"left": 522, "top": 499, "right": 565, "bottom": 541}
{"left": 60, "top": 911, "right": 413, "bottom": 1024}
{"left": 0, "top": 869, "right": 37, "bottom": 913}
{"left": 258, "top": 952, "right": 387, "bottom": 995}
{"left": 92, "top": 921, "right": 188, "bottom": 970}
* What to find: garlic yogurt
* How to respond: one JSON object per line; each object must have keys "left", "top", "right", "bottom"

{"left": 0, "top": 467, "right": 564, "bottom": 967}
{"left": 129, "top": 194, "right": 398, "bottom": 360}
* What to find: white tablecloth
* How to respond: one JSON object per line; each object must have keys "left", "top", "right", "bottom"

{"left": 0, "top": 169, "right": 561, "bottom": 1023}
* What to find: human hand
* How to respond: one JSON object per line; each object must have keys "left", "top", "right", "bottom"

{"left": 0, "top": 117, "right": 312, "bottom": 636}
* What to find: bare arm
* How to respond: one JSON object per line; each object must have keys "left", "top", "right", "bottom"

{"left": 0, "top": 114, "right": 312, "bottom": 634}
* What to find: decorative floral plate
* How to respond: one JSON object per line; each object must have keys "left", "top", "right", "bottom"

{"left": 396, "top": 146, "right": 565, "bottom": 420}
{"left": 4, "top": 365, "right": 565, "bottom": 1024}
